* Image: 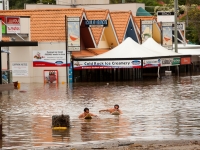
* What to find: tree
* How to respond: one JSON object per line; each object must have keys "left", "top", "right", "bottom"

{"left": 186, "top": 7, "right": 200, "bottom": 44}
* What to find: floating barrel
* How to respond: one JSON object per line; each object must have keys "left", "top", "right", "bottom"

{"left": 52, "top": 115, "right": 70, "bottom": 129}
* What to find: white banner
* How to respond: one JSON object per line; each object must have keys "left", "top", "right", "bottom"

{"left": 157, "top": 11, "right": 174, "bottom": 22}
{"left": 73, "top": 60, "right": 141, "bottom": 69}
{"left": 7, "top": 25, "right": 20, "bottom": 33}
{"left": 33, "top": 50, "right": 66, "bottom": 67}
{"left": 67, "top": 17, "right": 80, "bottom": 52}
{"left": 143, "top": 59, "right": 160, "bottom": 68}
{"left": 12, "top": 62, "right": 28, "bottom": 76}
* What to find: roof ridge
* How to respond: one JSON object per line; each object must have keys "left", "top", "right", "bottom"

{"left": 85, "top": 9, "right": 109, "bottom": 12}
{"left": 0, "top": 8, "right": 84, "bottom": 12}
{"left": 110, "top": 11, "right": 131, "bottom": 13}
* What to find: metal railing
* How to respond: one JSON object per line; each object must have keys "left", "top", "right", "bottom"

{"left": 2, "top": 70, "right": 12, "bottom": 84}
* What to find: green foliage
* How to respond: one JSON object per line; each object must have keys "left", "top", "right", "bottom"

{"left": 37, "top": 0, "right": 56, "bottom": 4}
{"left": 154, "top": 3, "right": 186, "bottom": 16}
{"left": 186, "top": 7, "right": 200, "bottom": 44}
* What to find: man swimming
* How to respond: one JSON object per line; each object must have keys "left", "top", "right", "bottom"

{"left": 99, "top": 104, "right": 122, "bottom": 114}
{"left": 79, "top": 107, "right": 97, "bottom": 118}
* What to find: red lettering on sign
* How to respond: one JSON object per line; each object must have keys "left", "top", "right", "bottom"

{"left": 8, "top": 26, "right": 20, "bottom": 30}
{"left": 7, "top": 17, "right": 20, "bottom": 24}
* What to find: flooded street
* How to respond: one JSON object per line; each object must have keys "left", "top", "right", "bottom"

{"left": 0, "top": 75, "right": 200, "bottom": 149}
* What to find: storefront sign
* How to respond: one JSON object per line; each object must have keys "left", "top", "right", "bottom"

{"left": 33, "top": 50, "right": 67, "bottom": 67}
{"left": 143, "top": 59, "right": 160, "bottom": 68}
{"left": 161, "top": 57, "right": 180, "bottom": 66}
{"left": 162, "top": 22, "right": 173, "bottom": 50}
{"left": 6, "top": 17, "right": 20, "bottom": 24}
{"left": 141, "top": 20, "right": 153, "bottom": 43}
{"left": 157, "top": 11, "right": 174, "bottom": 22}
{"left": 181, "top": 57, "right": 191, "bottom": 65}
{"left": 85, "top": 20, "right": 108, "bottom": 27}
{"left": 6, "top": 16, "right": 20, "bottom": 33}
{"left": 67, "top": 17, "right": 80, "bottom": 51}
{"left": 12, "top": 62, "right": 28, "bottom": 76}
{"left": 172, "top": 22, "right": 185, "bottom": 30}
{"left": 7, "top": 25, "right": 20, "bottom": 33}
{"left": 73, "top": 60, "right": 141, "bottom": 69}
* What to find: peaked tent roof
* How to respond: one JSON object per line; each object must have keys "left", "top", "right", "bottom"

{"left": 142, "top": 38, "right": 184, "bottom": 56}
{"left": 79, "top": 37, "right": 166, "bottom": 59}
{"left": 136, "top": 7, "right": 152, "bottom": 16}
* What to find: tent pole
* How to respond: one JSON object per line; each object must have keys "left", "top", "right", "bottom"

{"left": 141, "top": 59, "right": 143, "bottom": 80}
{"left": 157, "top": 66, "right": 160, "bottom": 79}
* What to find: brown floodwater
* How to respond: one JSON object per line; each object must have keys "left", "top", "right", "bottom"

{"left": 0, "top": 75, "right": 200, "bottom": 149}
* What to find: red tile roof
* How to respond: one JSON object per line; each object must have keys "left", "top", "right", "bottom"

{"left": 85, "top": 10, "right": 109, "bottom": 45}
{"left": 0, "top": 8, "right": 84, "bottom": 41}
{"left": 110, "top": 11, "right": 131, "bottom": 43}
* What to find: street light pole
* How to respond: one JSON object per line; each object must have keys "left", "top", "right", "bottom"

{"left": 174, "top": 0, "right": 178, "bottom": 53}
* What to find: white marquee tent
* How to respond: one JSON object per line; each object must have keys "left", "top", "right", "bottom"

{"left": 82, "top": 37, "right": 169, "bottom": 59}
{"left": 79, "top": 37, "right": 188, "bottom": 60}
{"left": 142, "top": 38, "right": 184, "bottom": 56}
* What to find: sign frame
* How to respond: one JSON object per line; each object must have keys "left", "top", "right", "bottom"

{"left": 157, "top": 11, "right": 175, "bottom": 22}
{"left": 162, "top": 22, "right": 173, "bottom": 50}
{"left": 67, "top": 17, "right": 80, "bottom": 52}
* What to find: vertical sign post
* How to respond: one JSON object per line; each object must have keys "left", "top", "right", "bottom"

{"left": 141, "top": 20, "right": 153, "bottom": 43}
{"left": 174, "top": 0, "right": 178, "bottom": 53}
{"left": 162, "top": 23, "right": 173, "bottom": 50}
{"left": 66, "top": 17, "right": 80, "bottom": 83}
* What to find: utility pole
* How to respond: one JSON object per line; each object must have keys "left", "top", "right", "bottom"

{"left": 174, "top": 0, "right": 178, "bottom": 53}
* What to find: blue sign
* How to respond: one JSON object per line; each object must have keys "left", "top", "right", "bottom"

{"left": 85, "top": 20, "right": 108, "bottom": 27}
{"left": 68, "top": 63, "right": 73, "bottom": 83}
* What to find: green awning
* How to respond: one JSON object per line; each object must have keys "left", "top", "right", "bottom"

{"left": 136, "top": 7, "right": 152, "bottom": 16}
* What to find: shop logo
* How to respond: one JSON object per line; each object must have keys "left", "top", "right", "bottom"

{"left": 55, "top": 61, "right": 63, "bottom": 65}
{"left": 131, "top": 60, "right": 140, "bottom": 65}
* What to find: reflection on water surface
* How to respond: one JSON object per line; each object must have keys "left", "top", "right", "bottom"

{"left": 0, "top": 76, "right": 200, "bottom": 149}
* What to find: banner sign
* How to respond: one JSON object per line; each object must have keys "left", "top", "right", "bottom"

{"left": 161, "top": 57, "right": 180, "bottom": 66}
{"left": 143, "top": 59, "right": 160, "bottom": 68}
{"left": 73, "top": 60, "right": 142, "bottom": 69}
{"left": 162, "top": 23, "right": 173, "bottom": 50}
{"left": 12, "top": 62, "right": 28, "bottom": 76}
{"left": 7, "top": 25, "right": 20, "bottom": 33}
{"left": 0, "top": 16, "right": 21, "bottom": 34}
{"left": 33, "top": 50, "right": 68, "bottom": 67}
{"left": 67, "top": 17, "right": 80, "bottom": 51}
{"left": 172, "top": 22, "right": 185, "bottom": 30}
{"left": 157, "top": 11, "right": 174, "bottom": 22}
{"left": 6, "top": 16, "right": 20, "bottom": 33}
{"left": 141, "top": 20, "right": 153, "bottom": 43}
{"left": 181, "top": 57, "right": 191, "bottom": 65}
{"left": 6, "top": 17, "right": 20, "bottom": 24}
{"left": 85, "top": 20, "right": 108, "bottom": 27}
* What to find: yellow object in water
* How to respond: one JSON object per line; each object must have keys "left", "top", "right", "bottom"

{"left": 52, "top": 127, "right": 67, "bottom": 130}
{"left": 17, "top": 83, "right": 21, "bottom": 89}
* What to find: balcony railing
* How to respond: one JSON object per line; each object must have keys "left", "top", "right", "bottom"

{"left": 2, "top": 70, "right": 12, "bottom": 84}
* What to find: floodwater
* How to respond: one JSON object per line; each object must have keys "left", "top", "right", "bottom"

{"left": 0, "top": 75, "right": 200, "bottom": 149}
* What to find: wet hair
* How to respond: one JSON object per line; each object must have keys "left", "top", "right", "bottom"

{"left": 84, "top": 107, "right": 89, "bottom": 112}
{"left": 114, "top": 104, "right": 119, "bottom": 108}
